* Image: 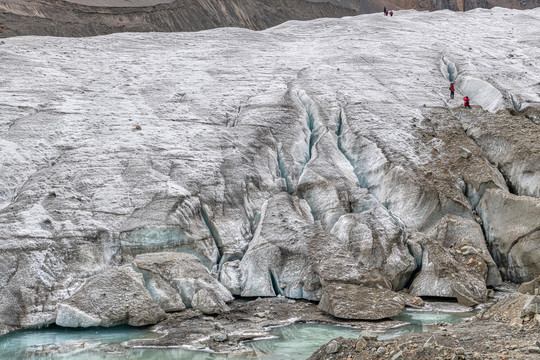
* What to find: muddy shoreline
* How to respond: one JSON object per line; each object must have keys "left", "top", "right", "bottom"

{"left": 127, "top": 296, "right": 380, "bottom": 355}
{"left": 4, "top": 287, "right": 539, "bottom": 359}
{"left": 117, "top": 288, "right": 538, "bottom": 359}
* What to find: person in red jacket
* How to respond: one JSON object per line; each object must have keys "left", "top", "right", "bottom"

{"left": 449, "top": 82, "right": 455, "bottom": 99}
{"left": 463, "top": 96, "right": 471, "bottom": 107}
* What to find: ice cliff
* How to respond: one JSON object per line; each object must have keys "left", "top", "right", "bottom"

{"left": 0, "top": 7, "right": 539, "bottom": 335}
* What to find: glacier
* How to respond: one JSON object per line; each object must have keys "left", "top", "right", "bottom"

{"left": 0, "top": 7, "right": 539, "bottom": 335}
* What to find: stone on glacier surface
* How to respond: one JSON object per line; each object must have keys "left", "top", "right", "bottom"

{"left": 318, "top": 283, "right": 405, "bottom": 320}
{"left": 133, "top": 252, "right": 233, "bottom": 308}
{"left": 55, "top": 267, "right": 166, "bottom": 327}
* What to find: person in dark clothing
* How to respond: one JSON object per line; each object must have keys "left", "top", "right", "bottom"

{"left": 384, "top": 6, "right": 387, "bottom": 15}
{"left": 449, "top": 82, "right": 455, "bottom": 99}
{"left": 390, "top": 10, "right": 393, "bottom": 17}
{"left": 463, "top": 96, "right": 471, "bottom": 107}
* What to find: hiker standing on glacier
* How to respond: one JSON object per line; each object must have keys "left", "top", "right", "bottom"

{"left": 449, "top": 82, "right": 455, "bottom": 99}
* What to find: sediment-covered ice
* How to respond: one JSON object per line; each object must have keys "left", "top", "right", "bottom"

{"left": 0, "top": 7, "right": 539, "bottom": 334}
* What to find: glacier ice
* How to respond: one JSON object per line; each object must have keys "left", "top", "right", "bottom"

{"left": 0, "top": 7, "right": 539, "bottom": 334}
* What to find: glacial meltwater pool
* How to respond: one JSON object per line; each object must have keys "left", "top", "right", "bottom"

{"left": 0, "top": 309, "right": 476, "bottom": 359}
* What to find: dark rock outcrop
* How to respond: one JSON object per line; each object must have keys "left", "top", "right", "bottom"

{"left": 315, "top": 0, "right": 540, "bottom": 12}
{"left": 0, "top": 0, "right": 355, "bottom": 38}
{"left": 2, "top": 0, "right": 540, "bottom": 38}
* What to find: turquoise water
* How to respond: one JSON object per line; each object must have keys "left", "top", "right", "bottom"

{"left": 0, "top": 324, "right": 360, "bottom": 360}
{"left": 0, "top": 326, "right": 158, "bottom": 359}
{"left": 0, "top": 310, "right": 475, "bottom": 359}
{"left": 392, "top": 310, "right": 476, "bottom": 325}
{"left": 247, "top": 323, "right": 360, "bottom": 359}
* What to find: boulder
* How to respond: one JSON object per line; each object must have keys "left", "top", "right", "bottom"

{"left": 408, "top": 235, "right": 487, "bottom": 305}
{"left": 423, "top": 336, "right": 438, "bottom": 350}
{"left": 521, "top": 295, "right": 540, "bottom": 317}
{"left": 355, "top": 337, "right": 367, "bottom": 351}
{"left": 55, "top": 267, "right": 166, "bottom": 327}
{"left": 318, "top": 283, "right": 405, "bottom": 320}
{"left": 477, "top": 188, "right": 540, "bottom": 282}
{"left": 192, "top": 288, "right": 230, "bottom": 315}
{"left": 400, "top": 291, "right": 425, "bottom": 308}
{"left": 133, "top": 252, "right": 233, "bottom": 309}
{"left": 459, "top": 147, "right": 472, "bottom": 159}
{"left": 211, "top": 332, "right": 228, "bottom": 342}
{"left": 518, "top": 275, "right": 540, "bottom": 295}
{"left": 325, "top": 339, "right": 341, "bottom": 354}
{"left": 425, "top": 214, "right": 502, "bottom": 286}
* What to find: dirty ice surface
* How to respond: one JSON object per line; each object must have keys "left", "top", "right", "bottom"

{"left": 1, "top": 7, "right": 539, "bottom": 211}
{"left": 0, "top": 5, "right": 539, "bottom": 343}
